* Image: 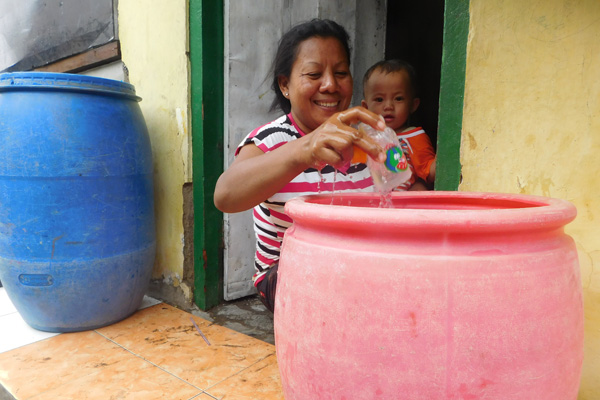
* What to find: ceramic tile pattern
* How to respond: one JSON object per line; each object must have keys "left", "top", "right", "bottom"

{"left": 0, "top": 288, "right": 284, "bottom": 399}
{"left": 0, "top": 288, "right": 61, "bottom": 354}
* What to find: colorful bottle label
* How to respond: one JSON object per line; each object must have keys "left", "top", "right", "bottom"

{"left": 384, "top": 146, "right": 408, "bottom": 172}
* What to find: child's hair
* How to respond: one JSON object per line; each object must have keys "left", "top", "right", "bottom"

{"left": 269, "top": 19, "right": 351, "bottom": 114}
{"left": 362, "top": 59, "right": 419, "bottom": 99}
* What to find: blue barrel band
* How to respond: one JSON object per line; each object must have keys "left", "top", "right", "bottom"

{"left": 0, "top": 72, "right": 140, "bottom": 101}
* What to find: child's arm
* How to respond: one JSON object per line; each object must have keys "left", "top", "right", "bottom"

{"left": 214, "top": 107, "right": 386, "bottom": 213}
{"left": 408, "top": 179, "right": 429, "bottom": 191}
{"left": 403, "top": 131, "right": 436, "bottom": 186}
{"left": 427, "top": 156, "right": 437, "bottom": 184}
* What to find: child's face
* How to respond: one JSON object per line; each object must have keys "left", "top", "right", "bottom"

{"left": 361, "top": 69, "right": 419, "bottom": 131}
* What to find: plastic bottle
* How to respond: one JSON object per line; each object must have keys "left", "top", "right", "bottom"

{"left": 356, "top": 123, "right": 412, "bottom": 194}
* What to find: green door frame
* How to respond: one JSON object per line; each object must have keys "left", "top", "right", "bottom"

{"left": 435, "top": 0, "right": 469, "bottom": 190}
{"left": 189, "top": 0, "right": 224, "bottom": 310}
{"left": 188, "top": 0, "right": 468, "bottom": 309}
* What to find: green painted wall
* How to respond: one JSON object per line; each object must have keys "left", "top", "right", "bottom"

{"left": 460, "top": 1, "right": 600, "bottom": 397}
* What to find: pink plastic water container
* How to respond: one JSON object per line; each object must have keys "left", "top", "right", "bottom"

{"left": 275, "top": 191, "right": 583, "bottom": 399}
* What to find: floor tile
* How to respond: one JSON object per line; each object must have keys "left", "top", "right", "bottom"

{"left": 0, "top": 291, "right": 160, "bottom": 355}
{"left": 0, "top": 296, "right": 284, "bottom": 399}
{"left": 0, "top": 287, "right": 57, "bottom": 353}
{"left": 0, "top": 287, "right": 61, "bottom": 354}
{"left": 0, "top": 330, "right": 201, "bottom": 400}
{"left": 205, "top": 354, "right": 285, "bottom": 400}
{"left": 20, "top": 362, "right": 202, "bottom": 400}
{"left": 192, "top": 394, "right": 220, "bottom": 400}
{"left": 139, "top": 295, "right": 163, "bottom": 310}
{"left": 0, "top": 312, "right": 60, "bottom": 354}
{"left": 96, "top": 304, "right": 277, "bottom": 390}
{"left": 0, "top": 287, "right": 17, "bottom": 317}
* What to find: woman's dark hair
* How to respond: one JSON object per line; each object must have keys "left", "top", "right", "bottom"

{"left": 362, "top": 59, "right": 420, "bottom": 99}
{"left": 270, "top": 19, "right": 351, "bottom": 114}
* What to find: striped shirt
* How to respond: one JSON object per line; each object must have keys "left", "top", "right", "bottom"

{"left": 235, "top": 114, "right": 375, "bottom": 286}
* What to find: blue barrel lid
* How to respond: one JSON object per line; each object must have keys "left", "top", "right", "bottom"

{"left": 0, "top": 71, "right": 141, "bottom": 101}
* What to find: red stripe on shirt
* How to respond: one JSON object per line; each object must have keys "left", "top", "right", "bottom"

{"left": 257, "top": 234, "right": 280, "bottom": 248}
{"left": 269, "top": 208, "right": 293, "bottom": 224}
{"left": 253, "top": 208, "right": 271, "bottom": 224}
{"left": 257, "top": 141, "right": 287, "bottom": 153}
{"left": 257, "top": 251, "right": 277, "bottom": 265}
{"left": 235, "top": 124, "right": 270, "bottom": 156}
{"left": 280, "top": 176, "right": 373, "bottom": 193}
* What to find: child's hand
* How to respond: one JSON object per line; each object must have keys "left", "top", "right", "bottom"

{"left": 301, "top": 106, "right": 387, "bottom": 170}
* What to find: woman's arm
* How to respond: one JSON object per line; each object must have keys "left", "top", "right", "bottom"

{"left": 214, "top": 139, "right": 310, "bottom": 213}
{"left": 214, "top": 107, "right": 386, "bottom": 213}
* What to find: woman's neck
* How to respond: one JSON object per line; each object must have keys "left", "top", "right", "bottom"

{"left": 288, "top": 113, "right": 308, "bottom": 136}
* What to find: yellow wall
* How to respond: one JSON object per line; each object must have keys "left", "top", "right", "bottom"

{"left": 460, "top": 1, "right": 600, "bottom": 397}
{"left": 117, "top": 1, "right": 193, "bottom": 299}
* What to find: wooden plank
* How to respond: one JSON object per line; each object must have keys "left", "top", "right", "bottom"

{"left": 34, "top": 41, "right": 121, "bottom": 73}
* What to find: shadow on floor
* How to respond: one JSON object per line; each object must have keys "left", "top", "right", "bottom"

{"left": 195, "top": 295, "right": 275, "bottom": 345}
{"left": 147, "top": 280, "right": 275, "bottom": 345}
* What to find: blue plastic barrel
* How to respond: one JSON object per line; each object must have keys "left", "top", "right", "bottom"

{"left": 0, "top": 72, "right": 156, "bottom": 332}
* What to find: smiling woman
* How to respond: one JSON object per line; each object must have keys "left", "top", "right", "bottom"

{"left": 213, "top": 19, "right": 387, "bottom": 312}
{"left": 277, "top": 36, "right": 353, "bottom": 134}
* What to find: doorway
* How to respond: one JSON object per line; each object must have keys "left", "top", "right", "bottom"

{"left": 384, "top": 0, "right": 445, "bottom": 149}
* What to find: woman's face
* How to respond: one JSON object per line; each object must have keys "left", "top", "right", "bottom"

{"left": 278, "top": 36, "right": 353, "bottom": 134}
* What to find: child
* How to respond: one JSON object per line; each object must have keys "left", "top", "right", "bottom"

{"left": 361, "top": 59, "right": 436, "bottom": 190}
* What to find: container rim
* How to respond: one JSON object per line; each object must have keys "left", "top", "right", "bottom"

{"left": 285, "top": 191, "right": 577, "bottom": 233}
{"left": 0, "top": 72, "right": 141, "bottom": 101}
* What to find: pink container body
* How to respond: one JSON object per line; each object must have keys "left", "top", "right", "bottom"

{"left": 275, "top": 191, "right": 583, "bottom": 400}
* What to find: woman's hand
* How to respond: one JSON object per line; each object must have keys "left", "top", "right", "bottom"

{"left": 300, "top": 106, "right": 387, "bottom": 170}
{"left": 214, "top": 106, "right": 387, "bottom": 213}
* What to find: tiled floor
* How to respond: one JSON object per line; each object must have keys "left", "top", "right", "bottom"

{"left": 0, "top": 287, "right": 284, "bottom": 399}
